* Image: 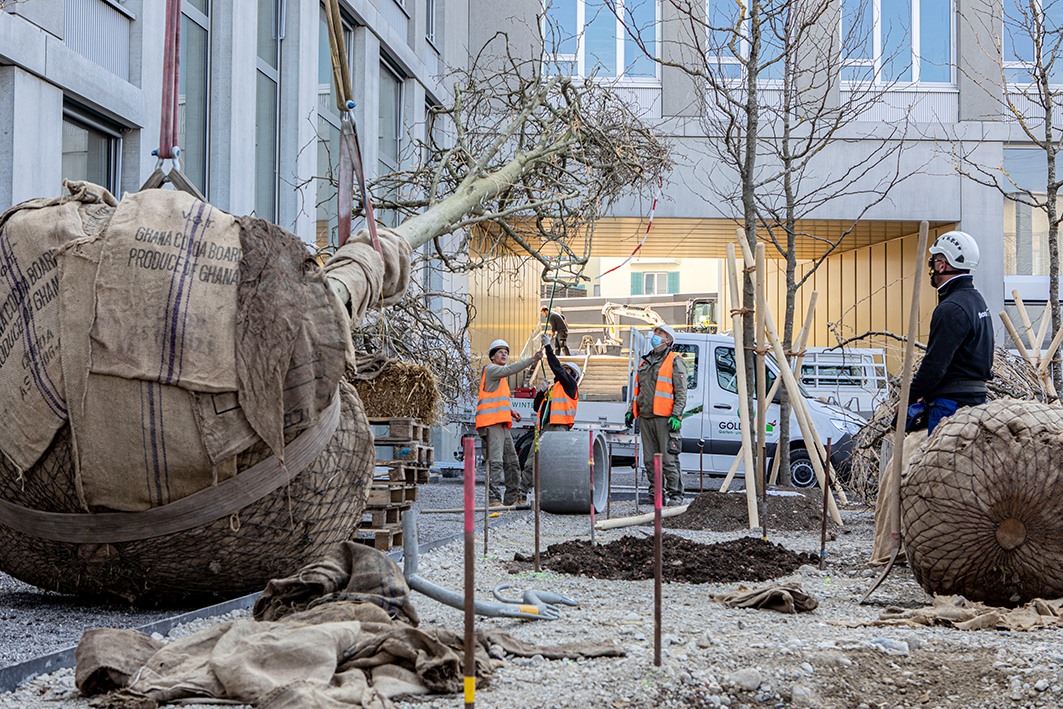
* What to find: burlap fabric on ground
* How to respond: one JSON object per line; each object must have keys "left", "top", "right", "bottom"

{"left": 75, "top": 543, "right": 625, "bottom": 708}
{"left": 0, "top": 183, "right": 410, "bottom": 604}
{"left": 901, "top": 399, "right": 1063, "bottom": 605}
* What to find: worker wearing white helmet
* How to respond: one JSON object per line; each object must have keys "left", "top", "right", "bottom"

{"left": 909, "top": 230, "right": 994, "bottom": 434}
{"left": 519, "top": 339, "right": 582, "bottom": 492}
{"left": 476, "top": 338, "right": 544, "bottom": 506}
{"left": 625, "top": 324, "right": 687, "bottom": 506}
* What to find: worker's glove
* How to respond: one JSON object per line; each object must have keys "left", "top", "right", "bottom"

{"left": 668, "top": 416, "right": 682, "bottom": 432}
{"left": 540, "top": 334, "right": 550, "bottom": 348}
{"left": 624, "top": 412, "right": 634, "bottom": 428}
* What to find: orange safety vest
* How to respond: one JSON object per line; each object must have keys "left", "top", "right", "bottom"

{"left": 546, "top": 381, "right": 578, "bottom": 426}
{"left": 632, "top": 351, "right": 677, "bottom": 418}
{"left": 475, "top": 367, "right": 512, "bottom": 429}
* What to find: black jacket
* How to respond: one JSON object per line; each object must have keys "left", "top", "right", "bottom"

{"left": 533, "top": 345, "right": 578, "bottom": 424}
{"left": 909, "top": 275, "right": 994, "bottom": 403}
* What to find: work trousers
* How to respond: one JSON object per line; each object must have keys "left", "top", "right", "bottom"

{"left": 553, "top": 333, "right": 571, "bottom": 356}
{"left": 519, "top": 423, "right": 569, "bottom": 494}
{"left": 639, "top": 415, "right": 683, "bottom": 501}
{"left": 479, "top": 423, "right": 520, "bottom": 504}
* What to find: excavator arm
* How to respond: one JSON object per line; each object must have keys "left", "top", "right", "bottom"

{"left": 600, "top": 302, "right": 666, "bottom": 345}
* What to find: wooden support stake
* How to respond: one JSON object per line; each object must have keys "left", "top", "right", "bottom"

{"left": 1012, "top": 290, "right": 1040, "bottom": 367}
{"left": 755, "top": 243, "right": 769, "bottom": 540}
{"left": 597, "top": 504, "right": 689, "bottom": 530}
{"left": 762, "top": 304, "right": 843, "bottom": 526}
{"left": 726, "top": 244, "right": 760, "bottom": 528}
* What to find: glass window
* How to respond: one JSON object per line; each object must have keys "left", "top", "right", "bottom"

{"left": 426, "top": 0, "right": 437, "bottom": 43}
{"left": 1003, "top": 147, "right": 1052, "bottom": 276}
{"left": 255, "top": 0, "right": 281, "bottom": 220}
{"left": 714, "top": 346, "right": 781, "bottom": 395}
{"left": 379, "top": 63, "right": 402, "bottom": 167}
{"left": 672, "top": 343, "right": 699, "bottom": 389}
{"left": 715, "top": 345, "right": 739, "bottom": 393}
{"left": 544, "top": 0, "right": 658, "bottom": 79}
{"left": 1004, "top": 0, "right": 1063, "bottom": 83}
{"left": 62, "top": 111, "right": 120, "bottom": 193}
{"left": 317, "top": 7, "right": 355, "bottom": 248}
{"left": 179, "top": 5, "right": 210, "bottom": 194}
{"left": 642, "top": 271, "right": 667, "bottom": 295}
{"left": 840, "top": 0, "right": 951, "bottom": 84}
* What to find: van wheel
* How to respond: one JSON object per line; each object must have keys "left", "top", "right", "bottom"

{"left": 789, "top": 449, "right": 817, "bottom": 488}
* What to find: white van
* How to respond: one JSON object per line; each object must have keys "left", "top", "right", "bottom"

{"left": 514, "top": 330, "right": 867, "bottom": 488}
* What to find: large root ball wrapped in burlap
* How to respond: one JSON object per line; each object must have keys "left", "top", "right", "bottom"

{"left": 0, "top": 182, "right": 410, "bottom": 606}
{"left": 901, "top": 399, "right": 1063, "bottom": 605}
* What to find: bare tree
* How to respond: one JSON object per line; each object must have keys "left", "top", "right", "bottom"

{"left": 315, "top": 33, "right": 670, "bottom": 411}
{"left": 951, "top": 0, "right": 1063, "bottom": 390}
{"left": 618, "top": 0, "right": 916, "bottom": 483}
{"left": 371, "top": 34, "right": 671, "bottom": 286}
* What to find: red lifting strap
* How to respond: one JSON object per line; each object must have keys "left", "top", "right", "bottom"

{"left": 157, "top": 0, "right": 182, "bottom": 160}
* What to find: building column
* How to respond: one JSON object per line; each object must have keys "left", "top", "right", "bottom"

{"left": 279, "top": 0, "right": 320, "bottom": 243}
{"left": 0, "top": 66, "right": 63, "bottom": 206}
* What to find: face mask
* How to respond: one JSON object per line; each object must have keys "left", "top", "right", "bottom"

{"left": 650, "top": 335, "right": 663, "bottom": 348}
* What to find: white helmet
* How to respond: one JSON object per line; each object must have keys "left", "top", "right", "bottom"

{"left": 930, "top": 230, "right": 980, "bottom": 271}
{"left": 654, "top": 324, "right": 678, "bottom": 343}
{"left": 563, "top": 362, "right": 581, "bottom": 380}
{"left": 488, "top": 339, "right": 510, "bottom": 358}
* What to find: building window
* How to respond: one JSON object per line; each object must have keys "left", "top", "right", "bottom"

{"left": 180, "top": 2, "right": 210, "bottom": 195}
{"left": 1003, "top": 0, "right": 1063, "bottom": 83}
{"left": 1003, "top": 147, "right": 1055, "bottom": 276}
{"left": 62, "top": 107, "right": 122, "bottom": 194}
{"left": 255, "top": 0, "right": 281, "bottom": 221}
{"left": 316, "top": 6, "right": 355, "bottom": 248}
{"left": 630, "top": 270, "right": 677, "bottom": 294}
{"left": 378, "top": 60, "right": 404, "bottom": 227}
{"left": 839, "top": 0, "right": 952, "bottom": 84}
{"left": 426, "top": 0, "right": 437, "bottom": 44}
{"left": 543, "top": 0, "right": 658, "bottom": 79}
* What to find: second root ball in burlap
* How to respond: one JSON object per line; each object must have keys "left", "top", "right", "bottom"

{"left": 901, "top": 398, "right": 1063, "bottom": 605}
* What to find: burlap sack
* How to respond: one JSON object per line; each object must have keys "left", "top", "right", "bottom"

{"left": 324, "top": 227, "right": 412, "bottom": 321}
{"left": 89, "top": 189, "right": 241, "bottom": 392}
{"left": 0, "top": 181, "right": 116, "bottom": 472}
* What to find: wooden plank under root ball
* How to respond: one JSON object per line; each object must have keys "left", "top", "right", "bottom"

{"left": 353, "top": 526, "right": 404, "bottom": 551}
{"left": 360, "top": 503, "right": 409, "bottom": 528}
{"left": 369, "top": 417, "right": 430, "bottom": 444}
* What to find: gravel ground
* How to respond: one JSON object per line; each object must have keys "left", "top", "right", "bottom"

{"left": 4, "top": 469, "right": 1063, "bottom": 708}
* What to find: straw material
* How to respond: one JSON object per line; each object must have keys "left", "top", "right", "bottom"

{"left": 350, "top": 360, "right": 441, "bottom": 424}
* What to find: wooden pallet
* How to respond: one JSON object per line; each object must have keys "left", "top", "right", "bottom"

{"left": 374, "top": 461, "right": 431, "bottom": 485}
{"left": 360, "top": 502, "right": 410, "bottom": 529}
{"left": 374, "top": 442, "right": 433, "bottom": 465}
{"left": 369, "top": 417, "right": 430, "bottom": 444}
{"left": 353, "top": 526, "right": 404, "bottom": 551}
{"left": 367, "top": 482, "right": 418, "bottom": 507}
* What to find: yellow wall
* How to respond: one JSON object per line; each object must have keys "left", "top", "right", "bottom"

{"left": 468, "top": 256, "right": 541, "bottom": 368}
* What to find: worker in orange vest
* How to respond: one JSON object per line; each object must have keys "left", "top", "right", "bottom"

{"left": 520, "top": 339, "right": 581, "bottom": 493}
{"left": 624, "top": 325, "right": 687, "bottom": 506}
{"left": 476, "top": 339, "right": 543, "bottom": 506}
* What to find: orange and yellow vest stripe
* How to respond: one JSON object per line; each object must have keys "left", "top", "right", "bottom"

{"left": 546, "top": 381, "right": 578, "bottom": 426}
{"left": 633, "top": 351, "right": 677, "bottom": 418}
{"left": 475, "top": 367, "right": 512, "bottom": 429}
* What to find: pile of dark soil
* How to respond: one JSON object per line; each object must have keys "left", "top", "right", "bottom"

{"left": 521, "top": 535, "right": 819, "bottom": 584}
{"left": 665, "top": 490, "right": 835, "bottom": 532}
